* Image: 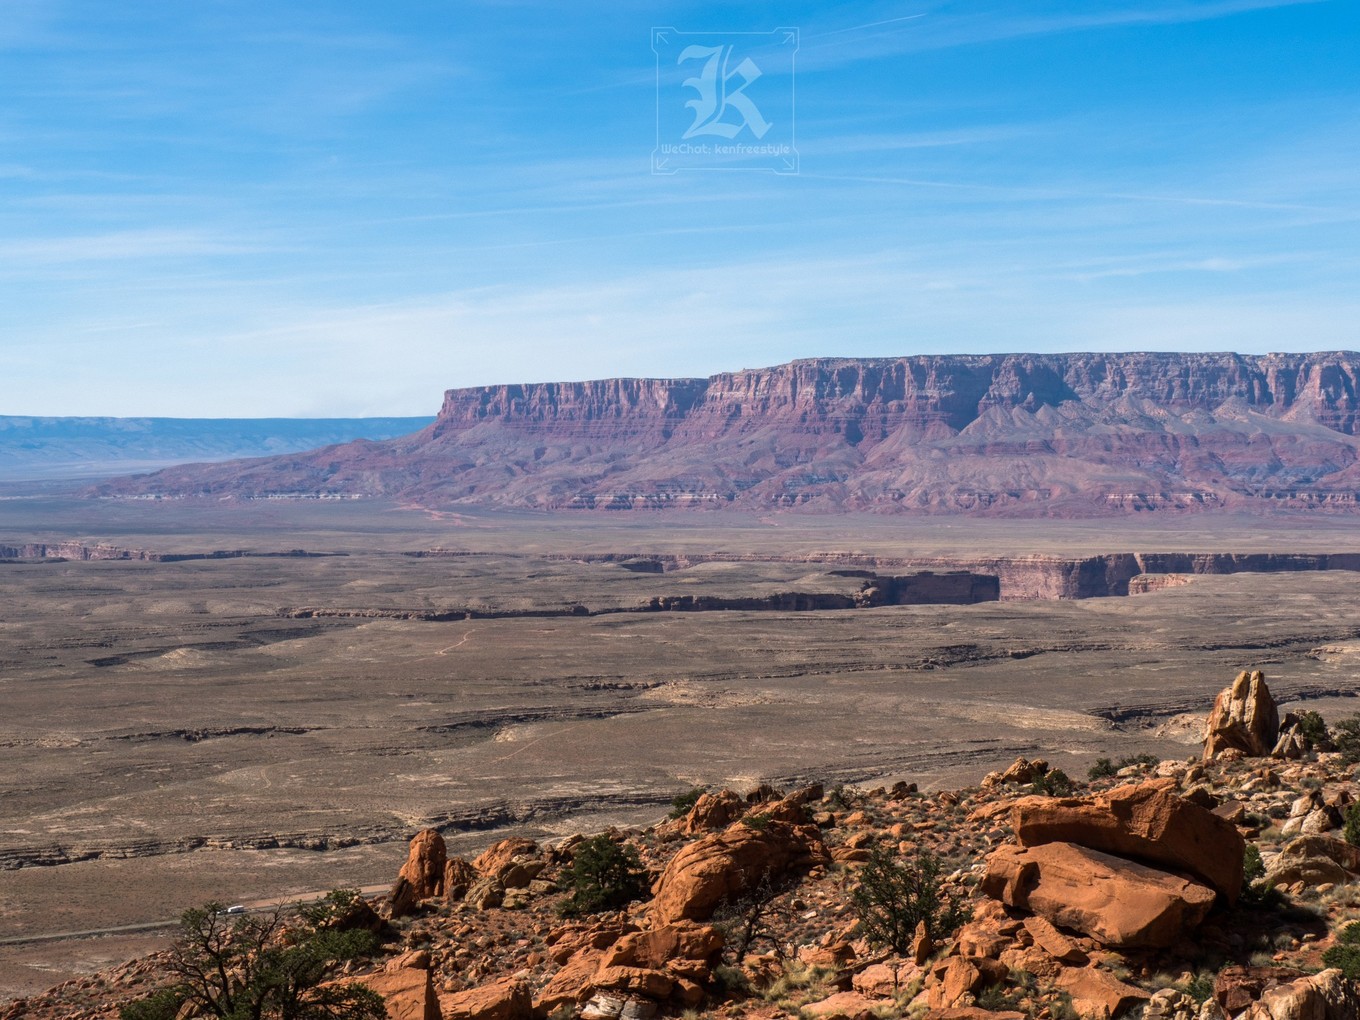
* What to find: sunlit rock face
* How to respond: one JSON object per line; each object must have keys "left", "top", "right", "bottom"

{"left": 93, "top": 352, "right": 1360, "bottom": 515}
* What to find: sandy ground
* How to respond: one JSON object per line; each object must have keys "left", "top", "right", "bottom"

{"left": 3, "top": 500, "right": 1360, "bottom": 1000}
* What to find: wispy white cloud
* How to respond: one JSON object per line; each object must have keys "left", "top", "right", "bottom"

{"left": 799, "top": 0, "right": 1331, "bottom": 68}
{"left": 12, "top": 246, "right": 1357, "bottom": 417}
{"left": 0, "top": 229, "right": 273, "bottom": 265}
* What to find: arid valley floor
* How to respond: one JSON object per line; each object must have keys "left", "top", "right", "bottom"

{"left": 3, "top": 496, "right": 1360, "bottom": 1000}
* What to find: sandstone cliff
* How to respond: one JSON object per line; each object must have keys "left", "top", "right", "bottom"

{"left": 90, "top": 352, "right": 1360, "bottom": 514}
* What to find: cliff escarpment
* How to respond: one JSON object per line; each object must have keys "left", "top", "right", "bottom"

{"left": 91, "top": 352, "right": 1360, "bottom": 514}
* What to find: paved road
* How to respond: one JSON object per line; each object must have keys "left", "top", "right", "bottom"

{"left": 0, "top": 883, "right": 391, "bottom": 946}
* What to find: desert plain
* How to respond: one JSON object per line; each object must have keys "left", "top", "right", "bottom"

{"left": 3, "top": 494, "right": 1360, "bottom": 1000}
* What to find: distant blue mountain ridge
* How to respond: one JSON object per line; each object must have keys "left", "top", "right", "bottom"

{"left": 0, "top": 415, "right": 435, "bottom": 480}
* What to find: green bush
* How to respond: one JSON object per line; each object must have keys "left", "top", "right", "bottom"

{"left": 1087, "top": 758, "right": 1117, "bottom": 780}
{"left": 1334, "top": 714, "right": 1360, "bottom": 764}
{"left": 119, "top": 990, "right": 184, "bottom": 1020}
{"left": 1344, "top": 804, "right": 1360, "bottom": 848}
{"left": 850, "top": 846, "right": 967, "bottom": 954}
{"left": 1029, "top": 769, "right": 1074, "bottom": 797}
{"left": 1180, "top": 972, "right": 1215, "bottom": 1005}
{"left": 558, "top": 835, "right": 647, "bottom": 917}
{"left": 1295, "top": 711, "right": 1331, "bottom": 750}
{"left": 829, "top": 784, "right": 857, "bottom": 809}
{"left": 1240, "top": 844, "right": 1282, "bottom": 909}
{"left": 669, "top": 787, "right": 705, "bottom": 819}
{"left": 1322, "top": 921, "right": 1360, "bottom": 978}
{"left": 118, "top": 892, "right": 383, "bottom": 1020}
{"left": 711, "top": 872, "right": 789, "bottom": 962}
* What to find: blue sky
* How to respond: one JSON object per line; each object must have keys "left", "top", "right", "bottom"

{"left": 2, "top": 0, "right": 1357, "bottom": 416}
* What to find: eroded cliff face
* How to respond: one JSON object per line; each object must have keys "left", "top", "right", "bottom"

{"left": 432, "top": 353, "right": 1360, "bottom": 436}
{"left": 92, "top": 352, "right": 1360, "bottom": 514}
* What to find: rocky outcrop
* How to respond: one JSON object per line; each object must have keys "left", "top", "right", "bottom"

{"left": 444, "top": 856, "right": 477, "bottom": 901}
{"left": 441, "top": 975, "right": 532, "bottom": 1020}
{"left": 1204, "top": 671, "right": 1280, "bottom": 759}
{"left": 982, "top": 843, "right": 1216, "bottom": 948}
{"left": 651, "top": 808, "right": 828, "bottom": 923}
{"left": 1054, "top": 967, "right": 1150, "bottom": 1020}
{"left": 90, "top": 352, "right": 1360, "bottom": 515}
{"left": 19, "top": 717, "right": 1360, "bottom": 1020}
{"left": 389, "top": 828, "right": 447, "bottom": 916}
{"left": 348, "top": 967, "right": 440, "bottom": 1020}
{"left": 1011, "top": 780, "right": 1245, "bottom": 902}
{"left": 1265, "top": 834, "right": 1360, "bottom": 889}
{"left": 473, "top": 837, "right": 540, "bottom": 884}
{"left": 681, "top": 790, "right": 747, "bottom": 834}
{"left": 982, "top": 757, "right": 1050, "bottom": 789}
{"left": 1238, "top": 969, "right": 1360, "bottom": 1020}
{"left": 532, "top": 919, "right": 723, "bottom": 1016}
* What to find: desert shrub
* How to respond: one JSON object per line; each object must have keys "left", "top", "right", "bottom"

{"left": 1344, "top": 804, "right": 1360, "bottom": 848}
{"left": 118, "top": 893, "right": 383, "bottom": 1020}
{"left": 669, "top": 787, "right": 705, "bottom": 819}
{"left": 759, "top": 959, "right": 834, "bottom": 1004}
{"left": 120, "top": 990, "right": 184, "bottom": 1020}
{"left": 711, "top": 963, "right": 751, "bottom": 994}
{"left": 829, "top": 784, "right": 857, "bottom": 809}
{"left": 850, "top": 846, "right": 967, "bottom": 954}
{"left": 742, "top": 812, "right": 772, "bottom": 831}
{"left": 1049, "top": 991, "right": 1081, "bottom": 1020}
{"left": 1240, "top": 842, "right": 1280, "bottom": 908}
{"left": 1333, "top": 714, "right": 1360, "bottom": 764}
{"left": 1322, "top": 921, "right": 1360, "bottom": 978}
{"left": 1180, "top": 972, "right": 1215, "bottom": 1004}
{"left": 1030, "top": 769, "right": 1075, "bottom": 797}
{"left": 712, "top": 872, "right": 789, "bottom": 962}
{"left": 558, "top": 835, "right": 647, "bottom": 917}
{"left": 1088, "top": 757, "right": 1117, "bottom": 780}
{"left": 1295, "top": 711, "right": 1332, "bottom": 750}
{"left": 976, "top": 984, "right": 1016, "bottom": 1011}
{"left": 297, "top": 887, "right": 366, "bottom": 929}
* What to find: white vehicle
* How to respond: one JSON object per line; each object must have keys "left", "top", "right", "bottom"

{"left": 219, "top": 904, "right": 247, "bottom": 915}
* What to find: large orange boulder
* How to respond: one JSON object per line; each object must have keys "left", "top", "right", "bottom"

{"left": 982, "top": 842, "right": 1215, "bottom": 948}
{"left": 473, "top": 837, "right": 539, "bottom": 878}
{"left": 444, "top": 856, "right": 477, "bottom": 901}
{"left": 1239, "top": 968, "right": 1360, "bottom": 1020}
{"left": 441, "top": 975, "right": 532, "bottom": 1020}
{"left": 533, "top": 920, "right": 723, "bottom": 1013}
{"left": 1203, "top": 669, "right": 1279, "bottom": 758}
{"left": 1011, "top": 780, "right": 1244, "bottom": 903}
{"left": 388, "top": 828, "right": 447, "bottom": 916}
{"left": 1214, "top": 966, "right": 1311, "bottom": 1015}
{"left": 925, "top": 957, "right": 1007, "bottom": 1010}
{"left": 682, "top": 789, "right": 746, "bottom": 833}
{"left": 400, "top": 828, "right": 447, "bottom": 895}
{"left": 1055, "top": 968, "right": 1150, "bottom": 1020}
{"left": 651, "top": 817, "right": 827, "bottom": 924}
{"left": 1265, "top": 834, "right": 1360, "bottom": 888}
{"left": 591, "top": 965, "right": 674, "bottom": 999}
{"left": 598, "top": 921, "right": 725, "bottom": 971}
{"left": 340, "top": 968, "right": 439, "bottom": 1020}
